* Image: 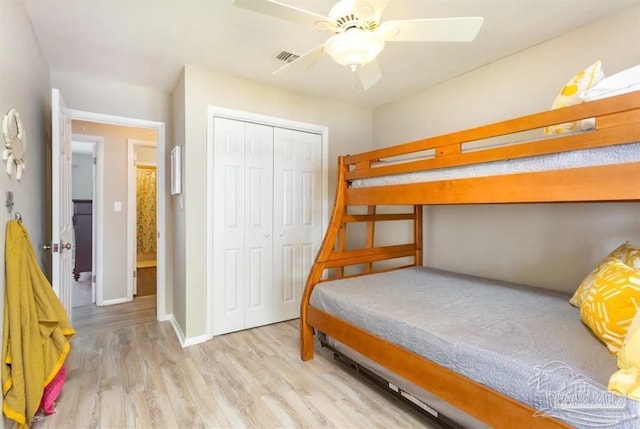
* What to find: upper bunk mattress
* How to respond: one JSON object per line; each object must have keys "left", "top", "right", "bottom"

{"left": 351, "top": 142, "right": 640, "bottom": 188}
{"left": 310, "top": 266, "right": 639, "bottom": 428}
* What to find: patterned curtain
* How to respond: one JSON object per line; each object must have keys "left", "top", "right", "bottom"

{"left": 136, "top": 167, "right": 157, "bottom": 254}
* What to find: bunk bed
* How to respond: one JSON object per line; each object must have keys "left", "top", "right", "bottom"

{"left": 300, "top": 90, "right": 640, "bottom": 428}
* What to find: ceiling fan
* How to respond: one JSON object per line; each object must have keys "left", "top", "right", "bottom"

{"left": 234, "top": 0, "right": 484, "bottom": 90}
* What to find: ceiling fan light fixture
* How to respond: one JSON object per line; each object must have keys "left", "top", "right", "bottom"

{"left": 324, "top": 29, "right": 385, "bottom": 72}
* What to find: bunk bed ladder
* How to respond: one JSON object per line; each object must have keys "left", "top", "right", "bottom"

{"left": 301, "top": 156, "right": 423, "bottom": 360}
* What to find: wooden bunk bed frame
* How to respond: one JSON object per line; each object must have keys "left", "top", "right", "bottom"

{"left": 300, "top": 91, "right": 640, "bottom": 429}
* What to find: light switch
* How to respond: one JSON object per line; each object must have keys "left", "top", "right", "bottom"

{"left": 114, "top": 201, "right": 122, "bottom": 212}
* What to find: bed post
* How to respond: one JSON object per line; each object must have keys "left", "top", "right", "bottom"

{"left": 300, "top": 156, "right": 349, "bottom": 361}
{"left": 414, "top": 205, "right": 423, "bottom": 266}
{"left": 364, "top": 205, "right": 376, "bottom": 273}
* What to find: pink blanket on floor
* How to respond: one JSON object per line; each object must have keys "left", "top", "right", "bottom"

{"left": 39, "top": 365, "right": 66, "bottom": 414}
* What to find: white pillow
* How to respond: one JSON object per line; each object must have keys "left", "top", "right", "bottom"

{"left": 580, "top": 64, "right": 640, "bottom": 101}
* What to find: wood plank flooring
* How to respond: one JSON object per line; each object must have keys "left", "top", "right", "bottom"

{"left": 33, "top": 298, "right": 438, "bottom": 429}
{"left": 71, "top": 295, "right": 157, "bottom": 337}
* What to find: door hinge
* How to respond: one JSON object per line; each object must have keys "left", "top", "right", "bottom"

{"left": 133, "top": 270, "right": 137, "bottom": 278}
{"left": 92, "top": 274, "right": 96, "bottom": 283}
{"left": 93, "top": 157, "right": 96, "bottom": 165}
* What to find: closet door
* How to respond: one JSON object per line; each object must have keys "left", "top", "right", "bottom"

{"left": 243, "top": 123, "right": 274, "bottom": 329}
{"left": 272, "top": 128, "right": 323, "bottom": 321}
{"left": 213, "top": 117, "right": 246, "bottom": 335}
{"left": 213, "top": 118, "right": 274, "bottom": 335}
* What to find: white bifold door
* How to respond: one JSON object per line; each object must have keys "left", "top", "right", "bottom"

{"left": 212, "top": 117, "right": 322, "bottom": 336}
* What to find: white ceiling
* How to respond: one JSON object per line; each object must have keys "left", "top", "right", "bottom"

{"left": 23, "top": 0, "right": 639, "bottom": 108}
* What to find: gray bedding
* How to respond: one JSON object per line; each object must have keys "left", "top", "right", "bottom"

{"left": 352, "top": 142, "right": 640, "bottom": 188}
{"left": 310, "top": 266, "right": 639, "bottom": 428}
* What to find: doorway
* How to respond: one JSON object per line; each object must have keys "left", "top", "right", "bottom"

{"left": 70, "top": 136, "right": 102, "bottom": 309}
{"left": 66, "top": 111, "right": 167, "bottom": 323}
{"left": 70, "top": 121, "right": 158, "bottom": 310}
{"left": 51, "top": 89, "right": 167, "bottom": 324}
{"left": 127, "top": 139, "right": 158, "bottom": 300}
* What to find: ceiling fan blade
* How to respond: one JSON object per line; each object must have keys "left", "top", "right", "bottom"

{"left": 378, "top": 17, "right": 484, "bottom": 42}
{"left": 234, "top": 0, "right": 335, "bottom": 31}
{"left": 357, "top": 60, "right": 382, "bottom": 90}
{"left": 273, "top": 44, "right": 325, "bottom": 75}
{"left": 353, "top": 0, "right": 391, "bottom": 20}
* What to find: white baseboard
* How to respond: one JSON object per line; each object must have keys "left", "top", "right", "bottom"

{"left": 158, "top": 313, "right": 172, "bottom": 322}
{"left": 100, "top": 297, "right": 130, "bottom": 306}
{"left": 182, "top": 334, "right": 210, "bottom": 347}
{"left": 167, "top": 314, "right": 211, "bottom": 348}
{"left": 168, "top": 314, "right": 187, "bottom": 344}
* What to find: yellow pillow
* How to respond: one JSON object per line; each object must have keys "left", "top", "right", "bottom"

{"left": 610, "top": 242, "right": 640, "bottom": 270}
{"left": 608, "top": 311, "right": 640, "bottom": 399}
{"left": 580, "top": 259, "right": 640, "bottom": 354}
{"left": 570, "top": 242, "right": 640, "bottom": 307}
{"left": 544, "top": 60, "right": 604, "bottom": 135}
{"left": 570, "top": 256, "right": 619, "bottom": 307}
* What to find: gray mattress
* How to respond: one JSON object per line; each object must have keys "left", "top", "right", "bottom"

{"left": 310, "top": 266, "right": 639, "bottom": 428}
{"left": 351, "top": 142, "right": 640, "bottom": 188}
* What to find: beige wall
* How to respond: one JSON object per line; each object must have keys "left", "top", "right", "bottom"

{"left": 0, "top": 1, "right": 50, "bottom": 252}
{"left": 174, "top": 64, "right": 372, "bottom": 338}
{"left": 51, "top": 71, "right": 174, "bottom": 315}
{"left": 72, "top": 153, "right": 93, "bottom": 200}
{"left": 171, "top": 70, "right": 187, "bottom": 332}
{"left": 0, "top": 2, "right": 51, "bottom": 428}
{"left": 136, "top": 146, "right": 157, "bottom": 164}
{"left": 372, "top": 6, "right": 640, "bottom": 292}
{"left": 71, "top": 121, "right": 156, "bottom": 302}
{"left": 51, "top": 71, "right": 170, "bottom": 124}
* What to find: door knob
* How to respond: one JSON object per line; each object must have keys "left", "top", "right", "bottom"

{"left": 42, "top": 242, "right": 59, "bottom": 252}
{"left": 61, "top": 242, "right": 72, "bottom": 250}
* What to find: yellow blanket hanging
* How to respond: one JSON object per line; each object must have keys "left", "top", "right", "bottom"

{"left": 2, "top": 220, "right": 75, "bottom": 428}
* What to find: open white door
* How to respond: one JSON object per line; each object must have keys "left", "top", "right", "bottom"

{"left": 91, "top": 145, "right": 97, "bottom": 304}
{"left": 51, "top": 88, "right": 74, "bottom": 317}
{"left": 128, "top": 149, "right": 138, "bottom": 299}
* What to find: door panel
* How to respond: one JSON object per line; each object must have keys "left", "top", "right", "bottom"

{"left": 223, "top": 248, "right": 241, "bottom": 311}
{"left": 302, "top": 171, "right": 313, "bottom": 225}
{"left": 213, "top": 119, "right": 274, "bottom": 334}
{"left": 301, "top": 243, "right": 315, "bottom": 285}
{"left": 243, "top": 123, "right": 273, "bottom": 329}
{"left": 213, "top": 118, "right": 246, "bottom": 335}
{"left": 281, "top": 244, "right": 295, "bottom": 302}
{"left": 273, "top": 128, "right": 323, "bottom": 321}
{"left": 281, "top": 169, "right": 294, "bottom": 226}
{"left": 247, "top": 247, "right": 263, "bottom": 306}
{"left": 51, "top": 89, "right": 74, "bottom": 317}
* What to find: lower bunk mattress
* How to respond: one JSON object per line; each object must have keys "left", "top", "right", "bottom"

{"left": 310, "top": 266, "right": 639, "bottom": 428}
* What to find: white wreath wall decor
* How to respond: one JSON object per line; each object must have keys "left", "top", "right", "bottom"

{"left": 2, "top": 108, "right": 26, "bottom": 180}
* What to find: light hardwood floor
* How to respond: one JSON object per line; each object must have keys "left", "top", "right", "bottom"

{"left": 71, "top": 295, "right": 157, "bottom": 337}
{"left": 32, "top": 298, "right": 438, "bottom": 429}
{"left": 72, "top": 272, "right": 93, "bottom": 308}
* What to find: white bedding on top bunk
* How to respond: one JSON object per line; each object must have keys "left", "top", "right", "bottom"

{"left": 311, "top": 267, "right": 640, "bottom": 428}
{"left": 351, "top": 142, "right": 640, "bottom": 188}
